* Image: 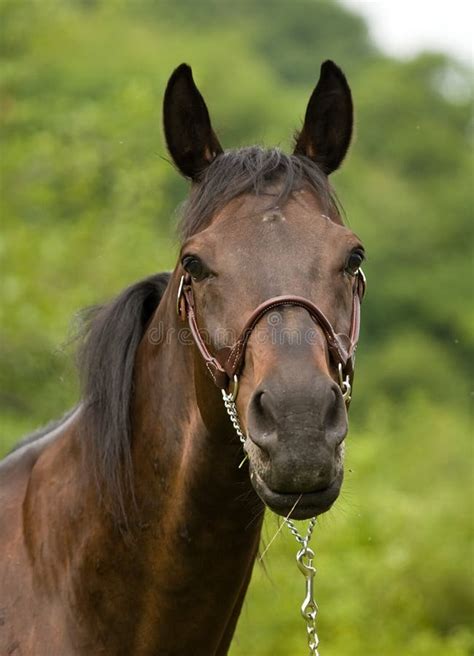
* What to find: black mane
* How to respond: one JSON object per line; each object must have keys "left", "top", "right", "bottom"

{"left": 78, "top": 272, "right": 170, "bottom": 521}
{"left": 179, "top": 146, "right": 339, "bottom": 238}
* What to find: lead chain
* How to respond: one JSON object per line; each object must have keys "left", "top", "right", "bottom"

{"left": 221, "top": 390, "right": 248, "bottom": 467}
{"left": 221, "top": 390, "right": 320, "bottom": 655}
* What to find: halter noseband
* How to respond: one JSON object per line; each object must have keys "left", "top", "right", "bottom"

{"left": 177, "top": 270, "right": 366, "bottom": 405}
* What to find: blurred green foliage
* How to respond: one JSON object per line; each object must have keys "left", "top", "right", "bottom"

{"left": 0, "top": 1, "right": 472, "bottom": 654}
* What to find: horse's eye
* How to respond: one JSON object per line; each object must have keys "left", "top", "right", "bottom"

{"left": 345, "top": 250, "right": 364, "bottom": 276}
{"left": 182, "top": 255, "right": 207, "bottom": 281}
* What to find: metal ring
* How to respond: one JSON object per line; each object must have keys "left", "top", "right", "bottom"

{"left": 342, "top": 381, "right": 351, "bottom": 404}
{"left": 338, "top": 363, "right": 351, "bottom": 404}
{"left": 229, "top": 374, "right": 239, "bottom": 402}
{"left": 337, "top": 362, "right": 344, "bottom": 388}
{"left": 176, "top": 275, "right": 185, "bottom": 317}
{"left": 358, "top": 267, "right": 367, "bottom": 298}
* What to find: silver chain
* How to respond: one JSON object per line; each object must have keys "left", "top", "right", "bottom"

{"left": 221, "top": 389, "right": 320, "bottom": 654}
{"left": 221, "top": 388, "right": 248, "bottom": 467}
{"left": 221, "top": 391, "right": 246, "bottom": 445}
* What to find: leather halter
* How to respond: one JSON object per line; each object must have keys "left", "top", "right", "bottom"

{"left": 177, "top": 270, "right": 366, "bottom": 400}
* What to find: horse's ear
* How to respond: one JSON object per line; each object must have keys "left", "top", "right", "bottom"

{"left": 163, "top": 63, "right": 223, "bottom": 180}
{"left": 294, "top": 60, "right": 353, "bottom": 175}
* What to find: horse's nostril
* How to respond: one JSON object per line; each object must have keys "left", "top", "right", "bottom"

{"left": 257, "top": 391, "right": 275, "bottom": 419}
{"left": 247, "top": 388, "right": 278, "bottom": 453}
{"left": 254, "top": 390, "right": 265, "bottom": 412}
{"left": 251, "top": 389, "right": 274, "bottom": 421}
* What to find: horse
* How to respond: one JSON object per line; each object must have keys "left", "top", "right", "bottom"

{"left": 0, "top": 60, "right": 365, "bottom": 655}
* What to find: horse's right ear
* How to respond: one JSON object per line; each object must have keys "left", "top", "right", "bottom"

{"left": 163, "top": 64, "right": 223, "bottom": 181}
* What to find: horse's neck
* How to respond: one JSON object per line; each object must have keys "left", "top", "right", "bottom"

{"left": 116, "top": 290, "right": 265, "bottom": 650}
{"left": 131, "top": 287, "right": 260, "bottom": 517}
{"left": 26, "top": 287, "right": 264, "bottom": 653}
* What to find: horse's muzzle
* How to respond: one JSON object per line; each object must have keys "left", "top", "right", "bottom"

{"left": 244, "top": 375, "right": 347, "bottom": 517}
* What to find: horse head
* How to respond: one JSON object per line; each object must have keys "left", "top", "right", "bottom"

{"left": 164, "top": 62, "right": 365, "bottom": 520}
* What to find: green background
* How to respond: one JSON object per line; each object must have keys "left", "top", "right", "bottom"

{"left": 1, "top": 1, "right": 472, "bottom": 654}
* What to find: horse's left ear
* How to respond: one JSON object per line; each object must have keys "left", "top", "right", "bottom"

{"left": 163, "top": 63, "right": 223, "bottom": 181}
{"left": 294, "top": 60, "right": 353, "bottom": 175}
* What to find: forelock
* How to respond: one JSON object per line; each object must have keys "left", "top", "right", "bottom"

{"left": 178, "top": 146, "right": 339, "bottom": 239}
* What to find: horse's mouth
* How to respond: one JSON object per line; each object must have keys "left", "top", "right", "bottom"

{"left": 250, "top": 470, "right": 343, "bottom": 519}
